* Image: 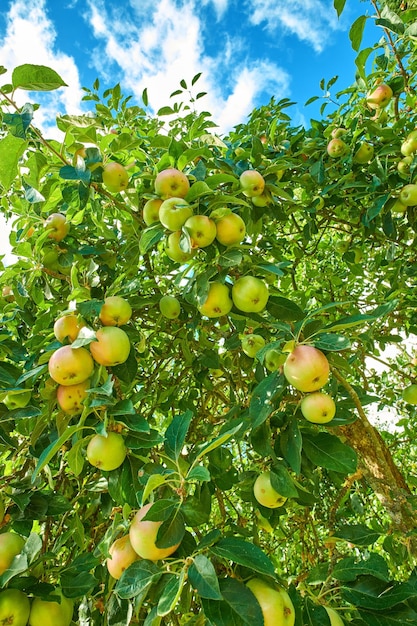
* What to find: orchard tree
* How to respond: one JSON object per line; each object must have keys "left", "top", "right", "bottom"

{"left": 0, "top": 1, "right": 417, "bottom": 624}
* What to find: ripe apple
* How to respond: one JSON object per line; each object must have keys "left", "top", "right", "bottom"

{"left": 3, "top": 389, "right": 31, "bottom": 410}
{"left": 402, "top": 384, "right": 417, "bottom": 405}
{"left": 29, "top": 589, "right": 73, "bottom": 626}
{"left": 246, "top": 578, "right": 295, "bottom": 626}
{"left": 327, "top": 138, "right": 348, "bottom": 158}
{"left": 391, "top": 198, "right": 408, "bottom": 214}
{"left": 253, "top": 472, "right": 287, "bottom": 508}
{"left": 143, "top": 198, "right": 163, "bottom": 225}
{"left": 198, "top": 282, "right": 233, "bottom": 318}
{"left": 401, "top": 130, "right": 417, "bottom": 157}
{"left": 241, "top": 334, "right": 266, "bottom": 358}
{"left": 86, "top": 431, "right": 127, "bottom": 471}
{"left": 331, "top": 128, "right": 347, "bottom": 139}
{"left": 399, "top": 184, "right": 417, "bottom": 206}
{"left": 397, "top": 156, "right": 412, "bottom": 178}
{"left": 165, "top": 230, "right": 197, "bottom": 263}
{"left": 239, "top": 170, "right": 265, "bottom": 197}
{"left": 0, "top": 588, "right": 31, "bottom": 626}
{"left": 183, "top": 215, "right": 217, "bottom": 248}
{"left": 154, "top": 168, "right": 190, "bottom": 199}
{"left": 159, "top": 295, "right": 181, "bottom": 319}
{"left": 106, "top": 534, "right": 139, "bottom": 579}
{"left": 353, "top": 142, "right": 374, "bottom": 164}
{"left": 0, "top": 532, "right": 25, "bottom": 575}
{"left": 90, "top": 327, "right": 131, "bottom": 366}
{"left": 284, "top": 345, "right": 330, "bottom": 392}
{"left": 48, "top": 345, "right": 94, "bottom": 386}
{"left": 159, "top": 197, "right": 193, "bottom": 231}
{"left": 366, "top": 84, "right": 393, "bottom": 109}
{"left": 99, "top": 296, "right": 132, "bottom": 326}
{"left": 325, "top": 606, "right": 345, "bottom": 626}
{"left": 215, "top": 212, "right": 246, "bottom": 246}
{"left": 129, "top": 502, "right": 181, "bottom": 561}
{"left": 54, "top": 313, "right": 85, "bottom": 343}
{"left": 56, "top": 379, "right": 90, "bottom": 414}
{"left": 44, "top": 213, "right": 70, "bottom": 242}
{"left": 232, "top": 276, "right": 269, "bottom": 313}
{"left": 300, "top": 392, "right": 336, "bottom": 424}
{"left": 102, "top": 162, "right": 129, "bottom": 193}
{"left": 264, "top": 348, "right": 285, "bottom": 372}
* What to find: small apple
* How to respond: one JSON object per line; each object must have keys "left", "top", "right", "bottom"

{"left": 0, "top": 532, "right": 25, "bottom": 575}
{"left": 86, "top": 431, "right": 127, "bottom": 471}
{"left": 239, "top": 170, "right": 265, "bottom": 197}
{"left": 353, "top": 142, "right": 374, "bottom": 164}
{"left": 214, "top": 212, "right": 246, "bottom": 246}
{"left": 401, "top": 130, "right": 417, "bottom": 157}
{"left": 3, "top": 389, "right": 31, "bottom": 410}
{"left": 1, "top": 286, "right": 15, "bottom": 302}
{"left": 183, "top": 215, "right": 217, "bottom": 248}
{"left": 331, "top": 128, "right": 347, "bottom": 139}
{"left": 399, "top": 184, "right": 417, "bottom": 206}
{"left": 48, "top": 345, "right": 95, "bottom": 386}
{"left": 366, "top": 84, "right": 393, "bottom": 110}
{"left": 143, "top": 198, "right": 163, "bottom": 225}
{"left": 90, "top": 327, "right": 131, "bottom": 366}
{"left": 390, "top": 198, "right": 408, "bottom": 214}
{"left": 246, "top": 578, "right": 295, "bottom": 626}
{"left": 107, "top": 534, "right": 139, "bottom": 579}
{"left": 264, "top": 348, "right": 285, "bottom": 372}
{"left": 232, "top": 276, "right": 269, "bottom": 313}
{"left": 402, "top": 384, "right": 417, "bottom": 405}
{"left": 29, "top": 589, "right": 73, "bottom": 626}
{"left": 335, "top": 240, "right": 349, "bottom": 254}
{"left": 159, "top": 197, "right": 193, "bottom": 231}
{"left": 159, "top": 295, "right": 181, "bottom": 319}
{"left": 99, "top": 296, "right": 132, "bottom": 326}
{"left": 398, "top": 156, "right": 413, "bottom": 178}
{"left": 284, "top": 345, "right": 330, "bottom": 392}
{"left": 44, "top": 213, "right": 70, "bottom": 242}
{"left": 154, "top": 168, "right": 190, "bottom": 199}
{"left": 165, "top": 230, "right": 197, "bottom": 263}
{"left": 102, "top": 162, "right": 129, "bottom": 193}
{"left": 241, "top": 334, "right": 266, "bottom": 358}
{"left": 0, "top": 588, "right": 31, "bottom": 626}
{"left": 252, "top": 192, "right": 271, "bottom": 207}
{"left": 327, "top": 138, "right": 348, "bottom": 158}
{"left": 300, "top": 392, "right": 336, "bottom": 424}
{"left": 253, "top": 471, "right": 287, "bottom": 508}
{"left": 198, "top": 282, "right": 233, "bottom": 318}
{"left": 54, "top": 313, "right": 85, "bottom": 343}
{"left": 56, "top": 379, "right": 90, "bottom": 414}
{"left": 129, "top": 502, "right": 182, "bottom": 561}
{"left": 325, "top": 606, "right": 345, "bottom": 626}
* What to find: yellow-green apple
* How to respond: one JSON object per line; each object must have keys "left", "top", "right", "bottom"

{"left": 214, "top": 212, "right": 246, "bottom": 246}
{"left": 0, "top": 588, "right": 30, "bottom": 626}
{"left": 154, "top": 168, "right": 190, "bottom": 199}
{"left": 159, "top": 197, "right": 193, "bottom": 231}
{"left": 29, "top": 589, "right": 73, "bottom": 626}
{"left": 44, "top": 213, "right": 70, "bottom": 242}
{"left": 327, "top": 138, "right": 348, "bottom": 158}
{"left": 232, "top": 276, "right": 269, "bottom": 313}
{"left": 246, "top": 578, "right": 295, "bottom": 626}
{"left": 183, "top": 215, "right": 217, "bottom": 248}
{"left": 48, "top": 345, "right": 94, "bottom": 386}
{"left": 399, "top": 184, "right": 417, "bottom": 206}
{"left": 366, "top": 84, "right": 393, "bottom": 109}
{"left": 159, "top": 295, "right": 181, "bottom": 319}
{"left": 3, "top": 389, "right": 31, "bottom": 410}
{"left": 402, "top": 384, "right": 417, "bottom": 404}
{"left": 401, "top": 130, "right": 417, "bottom": 157}
{"left": 264, "top": 348, "right": 285, "bottom": 372}
{"left": 239, "top": 170, "right": 265, "bottom": 197}
{"left": 165, "top": 231, "right": 197, "bottom": 263}
{"left": 102, "top": 162, "right": 129, "bottom": 193}
{"left": 284, "top": 345, "right": 330, "bottom": 392}
{"left": 107, "top": 534, "right": 139, "bottom": 579}
{"left": 353, "top": 142, "right": 374, "bottom": 164}
{"left": 99, "top": 296, "right": 132, "bottom": 327}
{"left": 1, "top": 286, "right": 14, "bottom": 302}
{"left": 54, "top": 314, "right": 85, "bottom": 343}
{"left": 241, "top": 334, "right": 266, "bottom": 358}
{"left": 391, "top": 198, "right": 408, "bottom": 214}
{"left": 252, "top": 191, "right": 272, "bottom": 207}
{"left": 300, "top": 392, "right": 336, "bottom": 424}
{"left": 198, "top": 282, "right": 233, "bottom": 318}
{"left": 86, "top": 431, "right": 127, "bottom": 471}
{"left": 335, "top": 240, "right": 349, "bottom": 254}
{"left": 398, "top": 156, "right": 413, "bottom": 178}
{"left": 129, "top": 502, "right": 181, "bottom": 561}
{"left": 253, "top": 472, "right": 287, "bottom": 508}
{"left": 331, "top": 128, "right": 347, "bottom": 139}
{"left": 143, "top": 198, "right": 163, "bottom": 225}
{"left": 325, "top": 606, "right": 345, "bottom": 626}
{"left": 90, "top": 327, "right": 131, "bottom": 366}
{"left": 56, "top": 379, "right": 90, "bottom": 414}
{"left": 0, "top": 532, "right": 25, "bottom": 575}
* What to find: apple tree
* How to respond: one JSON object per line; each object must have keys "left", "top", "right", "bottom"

{"left": 0, "top": 0, "right": 417, "bottom": 624}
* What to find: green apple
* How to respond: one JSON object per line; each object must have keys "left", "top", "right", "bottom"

{"left": 3, "top": 389, "right": 31, "bottom": 410}
{"left": 165, "top": 230, "right": 197, "bottom": 263}
{"left": 335, "top": 240, "right": 349, "bottom": 254}
{"left": 0, "top": 588, "right": 31, "bottom": 626}
{"left": 154, "top": 168, "right": 190, "bottom": 199}
{"left": 86, "top": 431, "right": 127, "bottom": 471}
{"left": 327, "top": 138, "right": 348, "bottom": 158}
{"left": 44, "top": 213, "right": 70, "bottom": 242}
{"left": 198, "top": 282, "right": 233, "bottom": 318}
{"left": 1, "top": 286, "right": 14, "bottom": 302}
{"left": 159, "top": 197, "right": 193, "bottom": 231}
{"left": 252, "top": 192, "right": 271, "bottom": 207}
{"left": 399, "top": 184, "right": 417, "bottom": 206}
{"left": 284, "top": 345, "right": 330, "bottom": 392}
{"left": 102, "top": 162, "right": 129, "bottom": 193}
{"left": 300, "top": 392, "right": 336, "bottom": 424}
{"left": 391, "top": 198, "right": 408, "bottom": 214}
{"left": 29, "top": 589, "right": 73, "bottom": 626}
{"left": 143, "top": 198, "right": 163, "bottom": 225}
{"left": 241, "top": 334, "right": 266, "bottom": 358}
{"left": 331, "top": 128, "right": 347, "bottom": 139}
{"left": 0, "top": 532, "right": 25, "bottom": 575}
{"left": 232, "top": 276, "right": 269, "bottom": 313}
{"left": 264, "top": 348, "right": 285, "bottom": 372}
{"left": 398, "top": 156, "right": 413, "bottom": 178}
{"left": 214, "top": 212, "right": 246, "bottom": 246}
{"left": 183, "top": 214, "right": 217, "bottom": 248}
{"left": 366, "top": 83, "right": 393, "bottom": 110}
{"left": 402, "top": 384, "right": 417, "bottom": 405}
{"left": 401, "top": 130, "right": 417, "bottom": 157}
{"left": 159, "top": 295, "right": 181, "bottom": 319}
{"left": 239, "top": 170, "right": 265, "bottom": 197}
{"left": 253, "top": 471, "right": 287, "bottom": 508}
{"left": 246, "top": 578, "right": 295, "bottom": 626}
{"left": 353, "top": 142, "right": 374, "bottom": 164}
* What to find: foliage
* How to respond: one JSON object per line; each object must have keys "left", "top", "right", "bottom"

{"left": 0, "top": 0, "right": 417, "bottom": 624}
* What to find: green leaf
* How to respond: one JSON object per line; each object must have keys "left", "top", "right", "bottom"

{"left": 187, "top": 465, "right": 211, "bottom": 481}
{"left": 313, "top": 333, "right": 351, "bottom": 351}
{"left": 139, "top": 224, "right": 166, "bottom": 255}
{"left": 0, "top": 134, "right": 27, "bottom": 190}
{"left": 164, "top": 410, "right": 193, "bottom": 462}
{"left": 157, "top": 571, "right": 185, "bottom": 616}
{"left": 303, "top": 432, "right": 357, "bottom": 474}
{"left": 156, "top": 511, "right": 185, "bottom": 550}
{"left": 31, "top": 425, "right": 86, "bottom": 483}
{"left": 142, "top": 88, "right": 148, "bottom": 106}
{"left": 116, "top": 560, "right": 161, "bottom": 599}
{"left": 333, "top": 0, "right": 347, "bottom": 18}
{"left": 325, "top": 314, "right": 376, "bottom": 332}
{"left": 185, "top": 181, "right": 213, "bottom": 202}
{"left": 333, "top": 524, "right": 382, "bottom": 547}
{"left": 349, "top": 15, "right": 367, "bottom": 51}
{"left": 105, "top": 594, "right": 133, "bottom": 626}
{"left": 304, "top": 599, "right": 331, "bottom": 626}
{"left": 210, "top": 537, "right": 276, "bottom": 578}
{"left": 12, "top": 64, "right": 67, "bottom": 91}
{"left": 357, "top": 606, "right": 417, "bottom": 625}
{"left": 270, "top": 463, "right": 299, "bottom": 498}
{"left": 194, "top": 424, "right": 243, "bottom": 463}
{"left": 142, "top": 475, "right": 170, "bottom": 504}
{"left": 249, "top": 372, "right": 285, "bottom": 429}
{"left": 188, "top": 555, "right": 222, "bottom": 600}
{"left": 3, "top": 103, "right": 33, "bottom": 138}
{"left": 221, "top": 578, "right": 265, "bottom": 625}
{"left": 280, "top": 417, "right": 302, "bottom": 475}
{"left": 267, "top": 296, "right": 305, "bottom": 321}
{"left": 333, "top": 553, "right": 390, "bottom": 582}
{"left": 342, "top": 576, "right": 417, "bottom": 611}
